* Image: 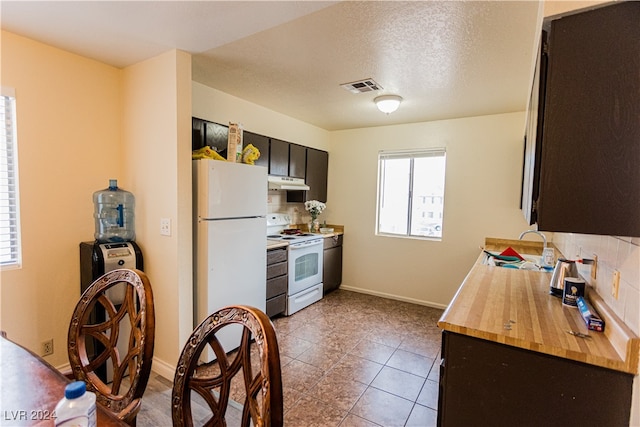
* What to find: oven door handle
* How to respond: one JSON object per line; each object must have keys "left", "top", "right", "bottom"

{"left": 289, "top": 239, "right": 323, "bottom": 250}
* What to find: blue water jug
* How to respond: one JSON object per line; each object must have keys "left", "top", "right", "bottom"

{"left": 93, "top": 179, "right": 135, "bottom": 243}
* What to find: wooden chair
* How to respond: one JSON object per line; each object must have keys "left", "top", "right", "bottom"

{"left": 68, "top": 268, "right": 155, "bottom": 426}
{"left": 172, "top": 306, "right": 283, "bottom": 427}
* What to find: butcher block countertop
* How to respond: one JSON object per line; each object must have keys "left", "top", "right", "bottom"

{"left": 438, "top": 237, "right": 639, "bottom": 375}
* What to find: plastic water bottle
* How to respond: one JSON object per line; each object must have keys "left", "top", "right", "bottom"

{"left": 93, "top": 179, "right": 135, "bottom": 243}
{"left": 54, "top": 381, "right": 97, "bottom": 427}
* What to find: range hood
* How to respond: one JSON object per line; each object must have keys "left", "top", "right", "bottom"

{"left": 268, "top": 175, "right": 310, "bottom": 191}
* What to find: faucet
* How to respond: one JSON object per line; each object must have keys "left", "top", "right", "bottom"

{"left": 518, "top": 230, "right": 547, "bottom": 249}
{"left": 519, "top": 230, "right": 555, "bottom": 267}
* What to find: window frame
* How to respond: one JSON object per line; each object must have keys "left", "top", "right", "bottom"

{"left": 375, "top": 148, "right": 446, "bottom": 240}
{"left": 1, "top": 87, "right": 22, "bottom": 269}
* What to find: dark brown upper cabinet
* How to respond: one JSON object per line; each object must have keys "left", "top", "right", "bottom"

{"left": 191, "top": 117, "right": 228, "bottom": 157}
{"left": 523, "top": 2, "right": 640, "bottom": 236}
{"left": 287, "top": 147, "right": 328, "bottom": 203}
{"left": 191, "top": 118, "right": 330, "bottom": 204}
{"left": 242, "top": 131, "right": 269, "bottom": 168}
{"left": 305, "top": 148, "right": 328, "bottom": 202}
{"left": 269, "top": 138, "right": 289, "bottom": 176}
{"left": 289, "top": 143, "right": 306, "bottom": 179}
{"left": 192, "top": 117, "right": 205, "bottom": 150}
{"left": 521, "top": 31, "right": 548, "bottom": 226}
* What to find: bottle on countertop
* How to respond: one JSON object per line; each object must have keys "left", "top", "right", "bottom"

{"left": 54, "top": 381, "right": 96, "bottom": 427}
{"left": 542, "top": 247, "right": 555, "bottom": 267}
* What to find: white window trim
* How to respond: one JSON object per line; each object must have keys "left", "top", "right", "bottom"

{"left": 376, "top": 147, "right": 446, "bottom": 240}
{"left": 1, "top": 87, "right": 22, "bottom": 269}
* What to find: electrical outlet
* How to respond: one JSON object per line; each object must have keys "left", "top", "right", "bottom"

{"left": 160, "top": 218, "right": 171, "bottom": 236}
{"left": 611, "top": 270, "right": 620, "bottom": 300}
{"left": 42, "top": 339, "right": 53, "bottom": 356}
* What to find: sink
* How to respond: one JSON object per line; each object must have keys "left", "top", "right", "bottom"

{"left": 481, "top": 251, "right": 553, "bottom": 272}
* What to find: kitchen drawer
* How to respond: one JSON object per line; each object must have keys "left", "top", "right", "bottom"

{"left": 267, "top": 261, "right": 287, "bottom": 280}
{"left": 323, "top": 234, "right": 343, "bottom": 249}
{"left": 266, "top": 294, "right": 286, "bottom": 317}
{"left": 267, "top": 275, "right": 287, "bottom": 299}
{"left": 267, "top": 248, "right": 287, "bottom": 265}
{"left": 286, "top": 283, "right": 323, "bottom": 316}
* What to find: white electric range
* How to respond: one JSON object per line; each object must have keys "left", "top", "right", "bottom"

{"left": 267, "top": 213, "right": 324, "bottom": 315}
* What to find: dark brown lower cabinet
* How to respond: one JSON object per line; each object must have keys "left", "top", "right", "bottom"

{"left": 323, "top": 235, "right": 342, "bottom": 295}
{"left": 437, "top": 331, "right": 633, "bottom": 427}
{"left": 266, "top": 247, "right": 287, "bottom": 317}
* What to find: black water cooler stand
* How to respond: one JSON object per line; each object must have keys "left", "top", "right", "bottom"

{"left": 78, "top": 241, "right": 143, "bottom": 382}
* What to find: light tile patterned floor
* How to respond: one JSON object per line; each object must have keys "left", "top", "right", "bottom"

{"left": 136, "top": 289, "right": 443, "bottom": 426}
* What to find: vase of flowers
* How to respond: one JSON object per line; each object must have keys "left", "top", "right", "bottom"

{"left": 304, "top": 200, "right": 326, "bottom": 233}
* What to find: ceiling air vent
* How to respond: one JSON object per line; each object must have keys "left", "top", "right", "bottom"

{"left": 340, "top": 78, "right": 382, "bottom": 94}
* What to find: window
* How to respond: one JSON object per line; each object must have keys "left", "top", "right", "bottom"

{"left": 1, "top": 89, "right": 21, "bottom": 268}
{"left": 376, "top": 148, "right": 446, "bottom": 239}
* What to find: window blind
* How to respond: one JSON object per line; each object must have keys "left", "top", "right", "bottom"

{"left": 378, "top": 147, "right": 446, "bottom": 160}
{"left": 1, "top": 92, "right": 21, "bottom": 267}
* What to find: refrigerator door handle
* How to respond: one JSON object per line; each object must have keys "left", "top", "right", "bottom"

{"left": 200, "top": 215, "right": 266, "bottom": 221}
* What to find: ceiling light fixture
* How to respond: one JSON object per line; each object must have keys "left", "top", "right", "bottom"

{"left": 374, "top": 95, "right": 403, "bottom": 114}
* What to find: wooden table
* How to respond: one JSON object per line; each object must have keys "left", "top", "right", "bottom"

{"left": 0, "top": 335, "right": 128, "bottom": 426}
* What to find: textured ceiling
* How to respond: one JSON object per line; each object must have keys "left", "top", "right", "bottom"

{"left": 2, "top": 1, "right": 544, "bottom": 131}
{"left": 193, "top": 1, "right": 542, "bottom": 130}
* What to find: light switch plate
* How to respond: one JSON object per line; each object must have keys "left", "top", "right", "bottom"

{"left": 160, "top": 218, "right": 171, "bottom": 236}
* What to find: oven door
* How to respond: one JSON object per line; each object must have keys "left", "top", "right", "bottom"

{"left": 288, "top": 238, "right": 323, "bottom": 296}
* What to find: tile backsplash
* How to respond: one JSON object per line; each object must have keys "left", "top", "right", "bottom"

{"left": 267, "top": 190, "right": 307, "bottom": 223}
{"left": 553, "top": 233, "right": 640, "bottom": 336}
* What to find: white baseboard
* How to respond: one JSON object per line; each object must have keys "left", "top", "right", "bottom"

{"left": 56, "top": 362, "right": 71, "bottom": 373}
{"left": 338, "top": 285, "right": 448, "bottom": 310}
{"left": 151, "top": 357, "right": 176, "bottom": 381}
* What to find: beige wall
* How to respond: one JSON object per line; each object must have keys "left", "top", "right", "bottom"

{"left": 0, "top": 32, "right": 191, "bottom": 376}
{"left": 121, "top": 50, "right": 193, "bottom": 375}
{"left": 543, "top": 0, "right": 610, "bottom": 18}
{"left": 192, "top": 82, "right": 330, "bottom": 152}
{"left": 0, "top": 31, "right": 123, "bottom": 363}
{"left": 328, "top": 112, "right": 531, "bottom": 307}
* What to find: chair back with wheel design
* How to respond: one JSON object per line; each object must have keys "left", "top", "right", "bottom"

{"left": 172, "top": 305, "right": 283, "bottom": 427}
{"left": 68, "top": 268, "right": 155, "bottom": 426}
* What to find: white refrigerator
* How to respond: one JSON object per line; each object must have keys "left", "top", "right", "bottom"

{"left": 193, "top": 159, "right": 267, "bottom": 356}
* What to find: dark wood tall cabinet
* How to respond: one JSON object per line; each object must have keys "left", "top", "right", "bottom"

{"left": 523, "top": 2, "right": 640, "bottom": 236}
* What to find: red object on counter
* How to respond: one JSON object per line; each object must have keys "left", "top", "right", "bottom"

{"left": 500, "top": 246, "right": 525, "bottom": 261}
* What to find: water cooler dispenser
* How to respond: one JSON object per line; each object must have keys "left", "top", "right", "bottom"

{"left": 79, "top": 179, "right": 141, "bottom": 382}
